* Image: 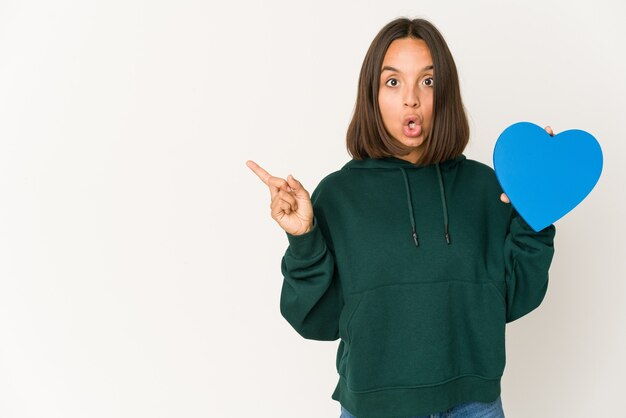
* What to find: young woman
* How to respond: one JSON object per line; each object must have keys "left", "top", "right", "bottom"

{"left": 247, "top": 17, "right": 556, "bottom": 418}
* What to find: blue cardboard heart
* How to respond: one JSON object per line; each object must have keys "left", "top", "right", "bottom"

{"left": 493, "top": 121, "right": 603, "bottom": 232}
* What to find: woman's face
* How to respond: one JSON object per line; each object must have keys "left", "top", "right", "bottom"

{"left": 378, "top": 37, "right": 434, "bottom": 164}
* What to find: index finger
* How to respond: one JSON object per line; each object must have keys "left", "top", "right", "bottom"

{"left": 246, "top": 160, "right": 288, "bottom": 198}
{"left": 246, "top": 160, "right": 272, "bottom": 186}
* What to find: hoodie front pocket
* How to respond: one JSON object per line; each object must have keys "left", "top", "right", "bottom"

{"left": 343, "top": 282, "right": 506, "bottom": 393}
{"left": 337, "top": 293, "right": 365, "bottom": 376}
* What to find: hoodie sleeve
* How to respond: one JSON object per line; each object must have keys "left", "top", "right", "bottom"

{"left": 279, "top": 185, "right": 342, "bottom": 341}
{"left": 503, "top": 207, "right": 556, "bottom": 323}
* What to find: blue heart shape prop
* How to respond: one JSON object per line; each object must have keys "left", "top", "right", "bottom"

{"left": 493, "top": 121, "right": 603, "bottom": 232}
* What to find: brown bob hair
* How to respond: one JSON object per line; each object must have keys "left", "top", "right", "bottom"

{"left": 346, "top": 17, "right": 469, "bottom": 166}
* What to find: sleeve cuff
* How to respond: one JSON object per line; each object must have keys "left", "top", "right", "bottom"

{"left": 285, "top": 217, "right": 326, "bottom": 259}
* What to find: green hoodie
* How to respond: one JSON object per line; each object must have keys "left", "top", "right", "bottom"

{"left": 279, "top": 154, "right": 556, "bottom": 417}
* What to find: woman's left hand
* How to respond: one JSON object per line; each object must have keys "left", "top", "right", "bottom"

{"left": 500, "top": 125, "right": 555, "bottom": 204}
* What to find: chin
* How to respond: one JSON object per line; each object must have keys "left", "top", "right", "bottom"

{"left": 401, "top": 137, "right": 425, "bottom": 147}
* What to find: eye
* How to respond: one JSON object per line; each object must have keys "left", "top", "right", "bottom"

{"left": 424, "top": 77, "right": 434, "bottom": 87}
{"left": 384, "top": 78, "right": 398, "bottom": 87}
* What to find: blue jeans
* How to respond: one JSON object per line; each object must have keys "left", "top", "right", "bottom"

{"left": 340, "top": 395, "right": 505, "bottom": 418}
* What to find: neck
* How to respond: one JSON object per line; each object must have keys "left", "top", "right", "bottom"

{"left": 394, "top": 150, "right": 421, "bottom": 165}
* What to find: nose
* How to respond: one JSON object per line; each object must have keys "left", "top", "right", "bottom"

{"left": 404, "top": 89, "right": 420, "bottom": 108}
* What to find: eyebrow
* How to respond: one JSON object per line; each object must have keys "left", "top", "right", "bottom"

{"left": 381, "top": 65, "right": 434, "bottom": 73}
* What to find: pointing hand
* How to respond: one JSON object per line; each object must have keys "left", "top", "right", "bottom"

{"left": 246, "top": 160, "right": 314, "bottom": 236}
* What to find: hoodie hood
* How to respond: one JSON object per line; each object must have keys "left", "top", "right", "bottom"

{"left": 341, "top": 154, "right": 467, "bottom": 248}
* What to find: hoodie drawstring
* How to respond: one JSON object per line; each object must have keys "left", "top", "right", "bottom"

{"left": 435, "top": 163, "right": 451, "bottom": 245}
{"left": 399, "top": 168, "right": 419, "bottom": 247}
{"left": 399, "top": 164, "right": 451, "bottom": 248}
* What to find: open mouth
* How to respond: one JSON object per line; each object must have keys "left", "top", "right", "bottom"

{"left": 403, "top": 117, "right": 422, "bottom": 137}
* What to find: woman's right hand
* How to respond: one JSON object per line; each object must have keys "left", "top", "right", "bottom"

{"left": 246, "top": 160, "right": 314, "bottom": 236}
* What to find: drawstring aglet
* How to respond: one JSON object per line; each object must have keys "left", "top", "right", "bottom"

{"left": 445, "top": 233, "right": 450, "bottom": 245}
{"left": 412, "top": 227, "right": 419, "bottom": 247}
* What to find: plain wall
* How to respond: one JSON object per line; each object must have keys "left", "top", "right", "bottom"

{"left": 0, "top": 0, "right": 624, "bottom": 417}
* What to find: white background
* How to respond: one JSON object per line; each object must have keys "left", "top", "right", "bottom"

{"left": 1, "top": 0, "right": 624, "bottom": 417}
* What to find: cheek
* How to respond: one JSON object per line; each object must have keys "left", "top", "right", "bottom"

{"left": 425, "top": 107, "right": 434, "bottom": 123}
{"left": 377, "top": 92, "right": 388, "bottom": 110}
{"left": 378, "top": 96, "right": 389, "bottom": 125}
{"left": 423, "top": 98, "right": 434, "bottom": 124}
{"left": 377, "top": 95, "right": 394, "bottom": 124}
